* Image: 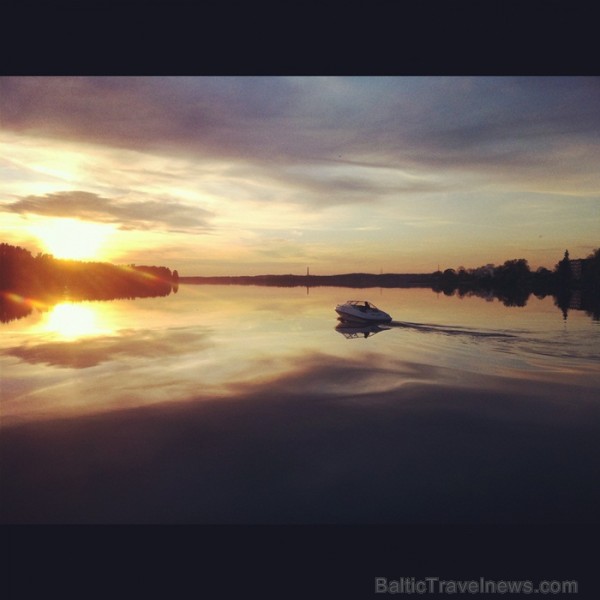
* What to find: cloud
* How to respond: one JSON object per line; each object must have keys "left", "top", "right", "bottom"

{"left": 2, "top": 76, "right": 599, "bottom": 221}
{"left": 0, "top": 77, "right": 305, "bottom": 161}
{"left": 2, "top": 76, "right": 598, "bottom": 174}
{"left": 3, "top": 190, "right": 214, "bottom": 232}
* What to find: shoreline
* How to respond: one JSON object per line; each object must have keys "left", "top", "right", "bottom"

{"left": 179, "top": 273, "right": 435, "bottom": 288}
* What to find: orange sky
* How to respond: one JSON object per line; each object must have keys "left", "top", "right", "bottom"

{"left": 1, "top": 77, "right": 599, "bottom": 275}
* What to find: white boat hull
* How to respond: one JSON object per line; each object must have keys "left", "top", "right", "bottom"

{"left": 335, "top": 302, "right": 392, "bottom": 324}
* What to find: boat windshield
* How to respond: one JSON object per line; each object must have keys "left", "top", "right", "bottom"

{"left": 348, "top": 301, "right": 378, "bottom": 310}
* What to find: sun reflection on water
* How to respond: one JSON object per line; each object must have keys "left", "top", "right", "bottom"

{"left": 44, "top": 302, "right": 111, "bottom": 339}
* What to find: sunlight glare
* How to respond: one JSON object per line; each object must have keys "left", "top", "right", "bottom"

{"left": 30, "top": 218, "right": 115, "bottom": 260}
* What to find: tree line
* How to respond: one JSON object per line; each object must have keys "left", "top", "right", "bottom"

{"left": 1, "top": 243, "right": 178, "bottom": 323}
{"left": 432, "top": 248, "right": 600, "bottom": 319}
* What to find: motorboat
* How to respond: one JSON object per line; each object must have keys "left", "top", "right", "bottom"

{"left": 334, "top": 300, "right": 392, "bottom": 324}
{"left": 335, "top": 321, "right": 391, "bottom": 339}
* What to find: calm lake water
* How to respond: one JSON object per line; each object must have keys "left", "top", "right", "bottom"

{"left": 1, "top": 285, "right": 600, "bottom": 523}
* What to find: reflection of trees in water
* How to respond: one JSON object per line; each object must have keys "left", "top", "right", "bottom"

{"left": 575, "top": 289, "right": 600, "bottom": 322}
{"left": 431, "top": 284, "right": 600, "bottom": 322}
{"left": 1, "top": 243, "right": 176, "bottom": 324}
{"left": 554, "top": 288, "right": 572, "bottom": 321}
{"left": 432, "top": 250, "right": 600, "bottom": 322}
{"left": 489, "top": 287, "right": 531, "bottom": 307}
{"left": 552, "top": 289, "right": 600, "bottom": 322}
{"left": 1, "top": 284, "right": 175, "bottom": 324}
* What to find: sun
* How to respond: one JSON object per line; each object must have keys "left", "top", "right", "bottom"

{"left": 30, "top": 217, "right": 115, "bottom": 260}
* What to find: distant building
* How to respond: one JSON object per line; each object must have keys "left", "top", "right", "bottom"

{"left": 569, "top": 258, "right": 585, "bottom": 280}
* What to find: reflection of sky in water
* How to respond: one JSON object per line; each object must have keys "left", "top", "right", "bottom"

{"left": 1, "top": 285, "right": 599, "bottom": 426}
{"left": 2, "top": 286, "right": 600, "bottom": 523}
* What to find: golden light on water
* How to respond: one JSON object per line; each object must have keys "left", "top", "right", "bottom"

{"left": 29, "top": 217, "right": 115, "bottom": 260}
{"left": 45, "top": 303, "right": 111, "bottom": 339}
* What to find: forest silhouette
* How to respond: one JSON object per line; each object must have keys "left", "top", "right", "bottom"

{"left": 430, "top": 249, "right": 600, "bottom": 321}
{"left": 1, "top": 243, "right": 178, "bottom": 323}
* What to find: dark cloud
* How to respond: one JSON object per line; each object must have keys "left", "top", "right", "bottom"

{"left": 4, "top": 190, "right": 214, "bottom": 232}
{"left": 0, "top": 77, "right": 304, "bottom": 160}
{"left": 2, "top": 76, "right": 599, "bottom": 173}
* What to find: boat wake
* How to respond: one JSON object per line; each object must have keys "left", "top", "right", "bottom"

{"left": 388, "top": 320, "right": 517, "bottom": 339}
